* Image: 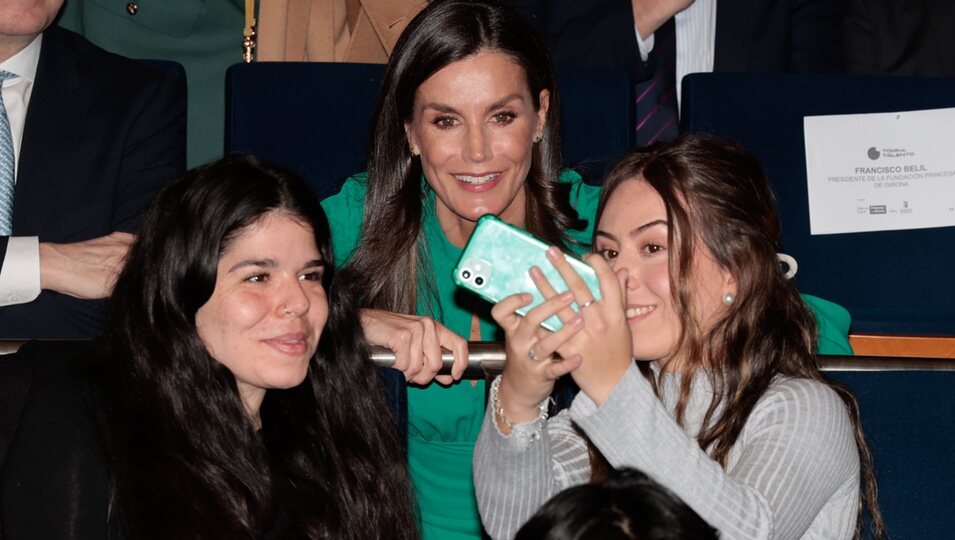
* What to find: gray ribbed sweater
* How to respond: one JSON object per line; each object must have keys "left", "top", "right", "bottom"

{"left": 474, "top": 364, "right": 860, "bottom": 539}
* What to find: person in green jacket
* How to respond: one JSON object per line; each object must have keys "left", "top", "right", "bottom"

{"left": 321, "top": 2, "right": 852, "bottom": 539}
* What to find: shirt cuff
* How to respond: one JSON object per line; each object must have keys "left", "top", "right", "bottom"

{"left": 489, "top": 375, "right": 550, "bottom": 450}
{"left": 0, "top": 236, "right": 41, "bottom": 306}
{"left": 634, "top": 25, "right": 654, "bottom": 62}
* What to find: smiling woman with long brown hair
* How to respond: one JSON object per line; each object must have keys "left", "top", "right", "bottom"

{"left": 475, "top": 136, "right": 883, "bottom": 539}
{"left": 320, "top": 2, "right": 600, "bottom": 537}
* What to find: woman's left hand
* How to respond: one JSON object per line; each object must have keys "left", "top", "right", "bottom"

{"left": 492, "top": 290, "right": 584, "bottom": 431}
{"left": 535, "top": 247, "right": 634, "bottom": 406}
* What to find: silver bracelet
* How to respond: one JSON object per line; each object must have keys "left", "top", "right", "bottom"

{"left": 490, "top": 376, "right": 550, "bottom": 446}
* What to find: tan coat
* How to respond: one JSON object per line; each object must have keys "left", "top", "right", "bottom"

{"left": 257, "top": 0, "right": 427, "bottom": 63}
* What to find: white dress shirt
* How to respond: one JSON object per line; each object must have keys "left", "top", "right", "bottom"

{"left": 634, "top": 0, "right": 716, "bottom": 108}
{"left": 0, "top": 35, "right": 43, "bottom": 306}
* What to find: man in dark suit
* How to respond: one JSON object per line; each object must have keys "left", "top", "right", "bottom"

{"left": 845, "top": 0, "right": 955, "bottom": 77}
{"left": 0, "top": 0, "right": 186, "bottom": 339}
{"left": 0, "top": 0, "right": 185, "bottom": 499}
{"left": 510, "top": 0, "right": 842, "bottom": 79}
{"left": 508, "top": 0, "right": 841, "bottom": 144}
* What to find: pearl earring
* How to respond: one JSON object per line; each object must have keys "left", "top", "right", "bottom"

{"left": 722, "top": 292, "right": 735, "bottom": 306}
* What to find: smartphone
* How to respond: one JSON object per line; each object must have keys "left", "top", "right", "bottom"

{"left": 453, "top": 215, "right": 601, "bottom": 331}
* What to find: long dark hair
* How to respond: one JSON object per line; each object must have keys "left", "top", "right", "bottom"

{"left": 344, "top": 0, "right": 584, "bottom": 314}
{"left": 591, "top": 136, "right": 883, "bottom": 539}
{"left": 516, "top": 467, "right": 718, "bottom": 540}
{"left": 106, "top": 155, "right": 418, "bottom": 539}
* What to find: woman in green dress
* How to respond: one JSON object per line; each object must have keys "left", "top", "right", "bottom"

{"left": 322, "top": 3, "right": 597, "bottom": 537}
{"left": 321, "top": 1, "right": 852, "bottom": 538}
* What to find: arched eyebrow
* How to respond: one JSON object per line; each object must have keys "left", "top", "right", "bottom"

{"left": 595, "top": 219, "right": 668, "bottom": 242}
{"left": 228, "top": 258, "right": 276, "bottom": 273}
{"left": 227, "top": 258, "right": 325, "bottom": 273}
{"left": 421, "top": 94, "right": 526, "bottom": 115}
{"left": 301, "top": 259, "right": 325, "bottom": 271}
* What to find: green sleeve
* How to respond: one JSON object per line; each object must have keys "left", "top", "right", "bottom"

{"left": 320, "top": 173, "right": 369, "bottom": 269}
{"left": 801, "top": 294, "right": 854, "bottom": 355}
{"left": 560, "top": 169, "right": 602, "bottom": 254}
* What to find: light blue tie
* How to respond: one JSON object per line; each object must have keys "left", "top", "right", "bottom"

{"left": 0, "top": 70, "right": 19, "bottom": 236}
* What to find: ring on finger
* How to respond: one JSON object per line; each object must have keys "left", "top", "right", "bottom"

{"left": 579, "top": 299, "right": 596, "bottom": 310}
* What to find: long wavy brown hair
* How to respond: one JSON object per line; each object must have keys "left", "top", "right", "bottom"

{"left": 589, "top": 135, "right": 883, "bottom": 539}
{"left": 341, "top": 0, "right": 584, "bottom": 314}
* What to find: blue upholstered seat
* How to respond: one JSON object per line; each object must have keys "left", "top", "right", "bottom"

{"left": 681, "top": 73, "right": 955, "bottom": 336}
{"left": 825, "top": 358, "right": 955, "bottom": 539}
{"left": 225, "top": 62, "right": 383, "bottom": 201}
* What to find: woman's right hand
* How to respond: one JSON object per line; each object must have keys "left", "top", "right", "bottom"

{"left": 359, "top": 308, "right": 468, "bottom": 385}
{"left": 490, "top": 289, "right": 584, "bottom": 432}
{"left": 538, "top": 247, "right": 633, "bottom": 407}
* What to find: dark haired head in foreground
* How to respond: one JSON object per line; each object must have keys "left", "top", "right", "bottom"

{"left": 104, "top": 155, "right": 418, "bottom": 538}
{"left": 516, "top": 468, "right": 718, "bottom": 540}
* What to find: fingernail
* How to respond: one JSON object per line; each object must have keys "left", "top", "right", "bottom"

{"left": 560, "top": 291, "right": 574, "bottom": 302}
{"left": 547, "top": 246, "right": 561, "bottom": 260}
{"left": 571, "top": 316, "right": 583, "bottom": 326}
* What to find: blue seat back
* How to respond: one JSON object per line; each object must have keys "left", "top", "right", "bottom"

{"left": 225, "top": 62, "right": 382, "bottom": 201}
{"left": 827, "top": 365, "right": 955, "bottom": 539}
{"left": 681, "top": 73, "right": 955, "bottom": 335}
{"left": 225, "top": 62, "right": 632, "bottom": 199}
{"left": 555, "top": 66, "right": 634, "bottom": 183}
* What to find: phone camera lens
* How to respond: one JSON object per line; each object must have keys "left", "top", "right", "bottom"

{"left": 474, "top": 276, "right": 484, "bottom": 286}
{"left": 461, "top": 269, "right": 472, "bottom": 280}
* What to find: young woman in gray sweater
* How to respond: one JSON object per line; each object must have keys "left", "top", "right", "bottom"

{"left": 474, "top": 136, "right": 883, "bottom": 540}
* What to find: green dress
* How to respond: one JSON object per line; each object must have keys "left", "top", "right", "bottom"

{"left": 321, "top": 171, "right": 852, "bottom": 540}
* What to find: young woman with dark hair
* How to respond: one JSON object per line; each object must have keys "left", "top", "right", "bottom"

{"left": 1, "top": 156, "right": 418, "bottom": 539}
{"left": 321, "top": 1, "right": 597, "bottom": 537}
{"left": 475, "top": 136, "right": 883, "bottom": 539}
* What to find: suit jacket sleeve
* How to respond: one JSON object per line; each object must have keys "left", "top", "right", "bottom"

{"left": 789, "top": 0, "right": 843, "bottom": 73}
{"left": 0, "top": 238, "right": 7, "bottom": 274}
{"left": 505, "top": 0, "right": 651, "bottom": 82}
{"left": 108, "top": 65, "right": 187, "bottom": 234}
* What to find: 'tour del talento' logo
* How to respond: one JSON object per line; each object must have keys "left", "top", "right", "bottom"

{"left": 867, "top": 147, "right": 880, "bottom": 160}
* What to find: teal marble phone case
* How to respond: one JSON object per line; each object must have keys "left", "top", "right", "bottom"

{"left": 453, "top": 214, "right": 601, "bottom": 331}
